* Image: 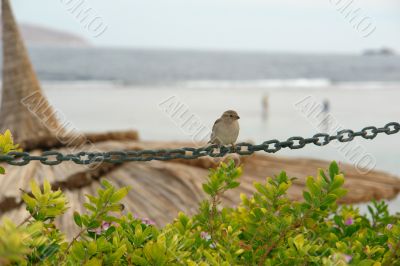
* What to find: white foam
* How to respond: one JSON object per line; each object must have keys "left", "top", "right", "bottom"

{"left": 179, "top": 79, "right": 332, "bottom": 89}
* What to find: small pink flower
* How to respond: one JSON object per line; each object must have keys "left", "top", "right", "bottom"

{"left": 142, "top": 218, "right": 156, "bottom": 226}
{"left": 388, "top": 243, "right": 393, "bottom": 249}
{"left": 344, "top": 254, "right": 352, "bottom": 263}
{"left": 91, "top": 221, "right": 114, "bottom": 234}
{"left": 387, "top": 224, "right": 393, "bottom": 230}
{"left": 200, "top": 231, "right": 211, "bottom": 241}
{"left": 102, "top": 222, "right": 111, "bottom": 231}
{"left": 93, "top": 227, "right": 102, "bottom": 234}
{"left": 345, "top": 218, "right": 353, "bottom": 226}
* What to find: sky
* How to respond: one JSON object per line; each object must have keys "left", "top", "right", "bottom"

{"left": 12, "top": 0, "right": 400, "bottom": 53}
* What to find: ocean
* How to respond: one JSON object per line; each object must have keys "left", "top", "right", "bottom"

{"left": 24, "top": 47, "right": 400, "bottom": 85}
{"left": 3, "top": 47, "right": 400, "bottom": 210}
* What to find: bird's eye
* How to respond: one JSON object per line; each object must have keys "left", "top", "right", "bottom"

{"left": 230, "top": 115, "right": 233, "bottom": 117}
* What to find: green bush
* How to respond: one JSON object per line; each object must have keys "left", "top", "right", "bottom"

{"left": 0, "top": 130, "right": 21, "bottom": 174}
{"left": 0, "top": 132, "right": 399, "bottom": 265}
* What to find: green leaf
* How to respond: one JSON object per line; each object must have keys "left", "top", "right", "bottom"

{"left": 101, "top": 179, "right": 113, "bottom": 189}
{"left": 344, "top": 224, "right": 359, "bottom": 237}
{"left": 321, "top": 194, "right": 338, "bottom": 207}
{"left": 37, "top": 243, "right": 59, "bottom": 259}
{"left": 204, "top": 250, "right": 219, "bottom": 265}
{"left": 202, "top": 184, "right": 213, "bottom": 195}
{"left": 22, "top": 194, "right": 36, "bottom": 209}
{"left": 0, "top": 167, "right": 5, "bottom": 174}
{"left": 110, "top": 187, "right": 130, "bottom": 203}
{"left": 85, "top": 194, "right": 99, "bottom": 205}
{"left": 227, "top": 181, "right": 240, "bottom": 189}
{"left": 71, "top": 242, "right": 86, "bottom": 260}
{"left": 88, "top": 220, "right": 101, "bottom": 229}
{"left": 330, "top": 174, "right": 345, "bottom": 191}
{"left": 87, "top": 241, "right": 97, "bottom": 256}
{"left": 278, "top": 182, "right": 290, "bottom": 194}
{"left": 83, "top": 203, "right": 96, "bottom": 212}
{"left": 330, "top": 188, "right": 347, "bottom": 198}
{"left": 319, "top": 169, "right": 330, "bottom": 183}
{"left": 30, "top": 180, "right": 42, "bottom": 199}
{"left": 135, "top": 224, "right": 143, "bottom": 236}
{"left": 367, "top": 205, "right": 375, "bottom": 216}
{"left": 357, "top": 259, "right": 376, "bottom": 266}
{"left": 306, "top": 176, "right": 320, "bottom": 197}
{"left": 334, "top": 215, "right": 344, "bottom": 227}
{"left": 303, "top": 191, "right": 312, "bottom": 203}
{"left": 81, "top": 215, "right": 90, "bottom": 227}
{"left": 73, "top": 212, "right": 82, "bottom": 227}
{"left": 254, "top": 183, "right": 269, "bottom": 196}
{"left": 277, "top": 171, "right": 288, "bottom": 183}
{"left": 329, "top": 161, "right": 339, "bottom": 180}
{"left": 43, "top": 180, "right": 51, "bottom": 194}
{"left": 104, "top": 226, "right": 116, "bottom": 237}
{"left": 293, "top": 234, "right": 304, "bottom": 250}
{"left": 84, "top": 258, "right": 103, "bottom": 266}
{"left": 110, "top": 244, "right": 127, "bottom": 261}
{"left": 131, "top": 255, "right": 148, "bottom": 266}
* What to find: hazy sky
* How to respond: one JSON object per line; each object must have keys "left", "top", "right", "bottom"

{"left": 12, "top": 0, "right": 400, "bottom": 53}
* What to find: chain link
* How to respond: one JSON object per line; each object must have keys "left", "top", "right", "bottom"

{"left": 0, "top": 122, "right": 398, "bottom": 166}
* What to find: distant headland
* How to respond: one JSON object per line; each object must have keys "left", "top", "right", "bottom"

{"left": 0, "top": 22, "right": 89, "bottom": 47}
{"left": 363, "top": 47, "right": 396, "bottom": 56}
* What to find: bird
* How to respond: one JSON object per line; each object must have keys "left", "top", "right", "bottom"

{"left": 209, "top": 110, "right": 240, "bottom": 146}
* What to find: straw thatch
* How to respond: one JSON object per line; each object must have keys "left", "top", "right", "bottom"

{"left": 0, "top": 0, "right": 68, "bottom": 150}
{"left": 0, "top": 0, "right": 399, "bottom": 238}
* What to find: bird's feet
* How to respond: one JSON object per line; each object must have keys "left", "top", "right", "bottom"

{"left": 231, "top": 143, "right": 236, "bottom": 152}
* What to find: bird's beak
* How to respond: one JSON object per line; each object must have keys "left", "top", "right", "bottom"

{"left": 236, "top": 115, "right": 240, "bottom": 119}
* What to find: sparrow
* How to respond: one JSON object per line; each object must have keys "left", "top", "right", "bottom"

{"left": 209, "top": 110, "right": 240, "bottom": 146}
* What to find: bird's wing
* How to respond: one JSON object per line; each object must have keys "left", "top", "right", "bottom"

{"left": 209, "top": 118, "right": 222, "bottom": 143}
{"left": 212, "top": 118, "right": 222, "bottom": 131}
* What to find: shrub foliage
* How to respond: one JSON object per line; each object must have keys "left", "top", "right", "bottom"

{"left": 0, "top": 130, "right": 20, "bottom": 174}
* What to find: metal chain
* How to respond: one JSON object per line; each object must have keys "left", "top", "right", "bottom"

{"left": 0, "top": 122, "right": 399, "bottom": 166}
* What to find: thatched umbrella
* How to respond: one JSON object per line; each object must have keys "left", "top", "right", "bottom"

{"left": 0, "top": 0, "right": 66, "bottom": 150}
{"left": 1, "top": 0, "right": 399, "bottom": 237}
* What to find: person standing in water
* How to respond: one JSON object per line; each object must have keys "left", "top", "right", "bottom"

{"left": 321, "top": 99, "right": 330, "bottom": 132}
{"left": 262, "top": 94, "right": 269, "bottom": 121}
{"left": 322, "top": 99, "right": 330, "bottom": 113}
